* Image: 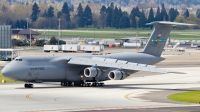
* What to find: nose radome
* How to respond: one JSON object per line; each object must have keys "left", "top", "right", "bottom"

{"left": 1, "top": 66, "right": 13, "bottom": 78}
{"left": 2, "top": 65, "right": 23, "bottom": 80}
{"left": 1, "top": 67, "right": 9, "bottom": 77}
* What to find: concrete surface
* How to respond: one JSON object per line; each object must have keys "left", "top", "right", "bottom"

{"left": 0, "top": 67, "right": 200, "bottom": 111}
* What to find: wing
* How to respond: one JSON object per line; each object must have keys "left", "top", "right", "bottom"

{"left": 67, "top": 57, "right": 167, "bottom": 74}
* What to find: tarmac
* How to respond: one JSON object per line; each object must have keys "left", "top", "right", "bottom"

{"left": 0, "top": 48, "right": 200, "bottom": 112}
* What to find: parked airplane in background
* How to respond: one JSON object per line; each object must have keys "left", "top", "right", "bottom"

{"left": 164, "top": 42, "right": 186, "bottom": 52}
{"left": 1, "top": 21, "right": 195, "bottom": 88}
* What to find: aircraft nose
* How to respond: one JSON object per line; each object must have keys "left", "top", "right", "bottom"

{"left": 1, "top": 66, "right": 13, "bottom": 78}
{"left": 2, "top": 67, "right": 8, "bottom": 77}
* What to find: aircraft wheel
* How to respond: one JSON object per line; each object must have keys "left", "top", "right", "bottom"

{"left": 79, "top": 83, "right": 82, "bottom": 87}
{"left": 92, "top": 83, "right": 96, "bottom": 86}
{"left": 30, "top": 84, "right": 34, "bottom": 88}
{"left": 61, "top": 82, "right": 65, "bottom": 86}
{"left": 101, "top": 83, "right": 104, "bottom": 87}
{"left": 96, "top": 83, "right": 99, "bottom": 86}
{"left": 76, "top": 82, "right": 80, "bottom": 86}
{"left": 24, "top": 84, "right": 28, "bottom": 88}
{"left": 74, "top": 82, "right": 78, "bottom": 86}
{"left": 71, "top": 82, "right": 74, "bottom": 86}
{"left": 64, "top": 82, "right": 68, "bottom": 86}
{"left": 68, "top": 82, "right": 72, "bottom": 86}
{"left": 87, "top": 83, "right": 91, "bottom": 87}
{"left": 80, "top": 83, "right": 83, "bottom": 87}
{"left": 76, "top": 83, "right": 80, "bottom": 86}
{"left": 82, "top": 83, "right": 86, "bottom": 87}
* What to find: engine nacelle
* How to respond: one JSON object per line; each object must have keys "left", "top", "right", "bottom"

{"left": 108, "top": 70, "right": 126, "bottom": 80}
{"left": 84, "top": 67, "right": 102, "bottom": 77}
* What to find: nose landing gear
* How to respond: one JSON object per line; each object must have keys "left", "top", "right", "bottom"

{"left": 24, "top": 84, "right": 34, "bottom": 88}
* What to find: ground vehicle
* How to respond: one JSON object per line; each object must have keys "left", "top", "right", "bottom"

{"left": 43, "top": 45, "right": 62, "bottom": 52}
{"left": 80, "top": 45, "right": 104, "bottom": 53}
{"left": 62, "top": 44, "right": 79, "bottom": 52}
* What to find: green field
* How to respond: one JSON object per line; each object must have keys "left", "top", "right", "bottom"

{"left": 37, "top": 28, "right": 200, "bottom": 40}
{"left": 168, "top": 91, "right": 200, "bottom": 103}
{"left": 0, "top": 73, "right": 21, "bottom": 83}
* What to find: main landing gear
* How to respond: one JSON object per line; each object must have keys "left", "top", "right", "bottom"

{"left": 61, "top": 82, "right": 104, "bottom": 87}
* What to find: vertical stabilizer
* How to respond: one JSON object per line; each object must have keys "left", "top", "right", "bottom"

{"left": 143, "top": 21, "right": 195, "bottom": 57}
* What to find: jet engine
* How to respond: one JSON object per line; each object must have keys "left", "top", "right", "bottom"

{"left": 84, "top": 67, "right": 102, "bottom": 77}
{"left": 108, "top": 70, "right": 126, "bottom": 80}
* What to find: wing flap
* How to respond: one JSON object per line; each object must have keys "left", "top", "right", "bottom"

{"left": 68, "top": 58, "right": 167, "bottom": 74}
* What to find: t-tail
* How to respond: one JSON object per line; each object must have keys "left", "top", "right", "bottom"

{"left": 143, "top": 21, "right": 195, "bottom": 57}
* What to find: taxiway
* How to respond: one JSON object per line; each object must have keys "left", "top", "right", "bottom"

{"left": 0, "top": 67, "right": 200, "bottom": 111}
{"left": 1, "top": 48, "right": 200, "bottom": 111}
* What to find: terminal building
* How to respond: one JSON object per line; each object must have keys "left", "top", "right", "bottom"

{"left": 0, "top": 25, "right": 12, "bottom": 56}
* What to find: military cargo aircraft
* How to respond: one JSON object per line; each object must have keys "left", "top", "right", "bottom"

{"left": 1, "top": 21, "right": 195, "bottom": 88}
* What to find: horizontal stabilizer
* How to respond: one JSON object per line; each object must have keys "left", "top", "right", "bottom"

{"left": 146, "top": 21, "right": 196, "bottom": 26}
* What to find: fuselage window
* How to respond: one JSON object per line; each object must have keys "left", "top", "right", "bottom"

{"left": 15, "top": 59, "right": 19, "bottom": 61}
{"left": 19, "top": 59, "right": 22, "bottom": 61}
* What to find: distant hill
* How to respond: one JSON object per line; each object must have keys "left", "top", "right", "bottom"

{"left": 7, "top": 0, "right": 200, "bottom": 6}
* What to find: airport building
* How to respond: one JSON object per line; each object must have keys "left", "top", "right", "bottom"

{"left": 12, "top": 29, "right": 39, "bottom": 40}
{"left": 0, "top": 25, "right": 12, "bottom": 56}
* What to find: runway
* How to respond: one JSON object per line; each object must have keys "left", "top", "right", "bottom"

{"left": 1, "top": 67, "right": 200, "bottom": 112}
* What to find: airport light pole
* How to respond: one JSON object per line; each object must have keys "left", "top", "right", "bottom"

{"left": 136, "top": 32, "right": 139, "bottom": 51}
{"left": 58, "top": 19, "right": 61, "bottom": 45}
{"left": 48, "top": 28, "right": 49, "bottom": 40}
{"left": 168, "top": 35, "right": 171, "bottom": 45}
{"left": 44, "top": 30, "right": 46, "bottom": 44}
{"left": 26, "top": 18, "right": 28, "bottom": 29}
{"left": 30, "top": 28, "right": 31, "bottom": 48}
{"left": 94, "top": 7, "right": 96, "bottom": 39}
{"left": 94, "top": 21, "right": 95, "bottom": 39}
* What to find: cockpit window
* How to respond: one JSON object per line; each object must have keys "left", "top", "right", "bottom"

{"left": 19, "top": 59, "right": 22, "bottom": 61}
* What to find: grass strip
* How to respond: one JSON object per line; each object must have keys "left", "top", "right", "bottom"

{"left": 38, "top": 29, "right": 200, "bottom": 40}
{"left": 168, "top": 90, "right": 200, "bottom": 103}
{"left": 0, "top": 73, "right": 21, "bottom": 83}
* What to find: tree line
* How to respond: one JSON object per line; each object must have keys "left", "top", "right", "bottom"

{"left": 2, "top": 2, "right": 200, "bottom": 29}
